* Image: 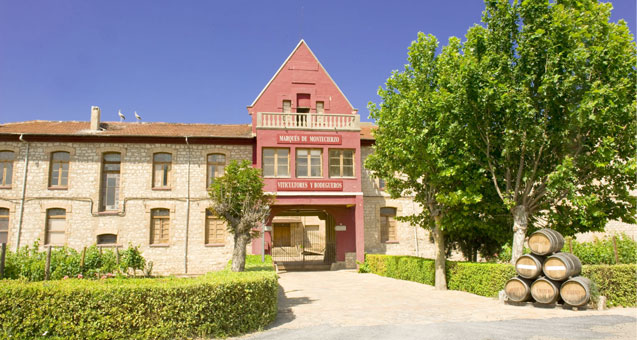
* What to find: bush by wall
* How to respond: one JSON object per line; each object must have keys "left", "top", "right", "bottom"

{"left": 363, "top": 254, "right": 636, "bottom": 307}
{"left": 3, "top": 241, "right": 149, "bottom": 281}
{"left": 564, "top": 234, "right": 637, "bottom": 265}
{"left": 0, "top": 255, "right": 278, "bottom": 339}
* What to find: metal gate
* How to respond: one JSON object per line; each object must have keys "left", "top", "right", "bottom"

{"left": 271, "top": 213, "right": 335, "bottom": 270}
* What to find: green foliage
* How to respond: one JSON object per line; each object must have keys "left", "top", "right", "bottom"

{"left": 451, "top": 0, "right": 637, "bottom": 255}
{"left": 582, "top": 264, "right": 637, "bottom": 307}
{"left": 446, "top": 262, "right": 516, "bottom": 297}
{"left": 2, "top": 241, "right": 147, "bottom": 281}
{"left": 363, "top": 254, "right": 636, "bottom": 306}
{"left": 563, "top": 234, "right": 637, "bottom": 265}
{"left": 365, "top": 254, "right": 435, "bottom": 285}
{"left": 0, "top": 255, "right": 278, "bottom": 339}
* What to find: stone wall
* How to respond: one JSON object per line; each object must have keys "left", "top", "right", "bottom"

{"left": 0, "top": 141, "right": 252, "bottom": 275}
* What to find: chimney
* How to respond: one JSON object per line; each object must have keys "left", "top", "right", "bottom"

{"left": 90, "top": 106, "right": 101, "bottom": 130}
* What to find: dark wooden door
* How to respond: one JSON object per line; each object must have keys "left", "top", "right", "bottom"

{"left": 273, "top": 223, "right": 291, "bottom": 247}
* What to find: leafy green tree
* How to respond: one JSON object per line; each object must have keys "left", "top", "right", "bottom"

{"left": 453, "top": 0, "right": 636, "bottom": 263}
{"left": 366, "top": 33, "right": 486, "bottom": 289}
{"left": 208, "top": 160, "right": 272, "bottom": 272}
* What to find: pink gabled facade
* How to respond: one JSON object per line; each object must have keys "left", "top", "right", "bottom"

{"left": 248, "top": 40, "right": 364, "bottom": 266}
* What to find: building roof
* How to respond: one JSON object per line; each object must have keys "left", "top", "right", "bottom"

{"left": 0, "top": 121, "right": 253, "bottom": 138}
{"left": 360, "top": 122, "right": 376, "bottom": 140}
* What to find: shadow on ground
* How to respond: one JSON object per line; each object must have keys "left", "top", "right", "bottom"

{"left": 266, "top": 282, "right": 316, "bottom": 329}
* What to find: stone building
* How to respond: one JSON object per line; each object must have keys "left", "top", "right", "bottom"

{"left": 0, "top": 40, "right": 630, "bottom": 274}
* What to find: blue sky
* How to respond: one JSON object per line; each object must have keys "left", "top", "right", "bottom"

{"left": 0, "top": 0, "right": 634, "bottom": 124}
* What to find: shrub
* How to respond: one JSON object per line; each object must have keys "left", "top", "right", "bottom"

{"left": 363, "top": 254, "right": 636, "bottom": 306}
{"left": 563, "top": 234, "right": 637, "bottom": 265}
{"left": 2, "top": 241, "right": 147, "bottom": 281}
{"left": 0, "top": 255, "right": 278, "bottom": 339}
{"left": 583, "top": 264, "right": 637, "bottom": 307}
{"left": 446, "top": 262, "right": 515, "bottom": 297}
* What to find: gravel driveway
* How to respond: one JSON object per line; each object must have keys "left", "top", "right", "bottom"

{"left": 236, "top": 270, "right": 637, "bottom": 340}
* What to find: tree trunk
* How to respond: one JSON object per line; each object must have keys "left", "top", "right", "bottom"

{"left": 231, "top": 233, "right": 251, "bottom": 272}
{"left": 433, "top": 215, "right": 447, "bottom": 290}
{"left": 511, "top": 205, "right": 528, "bottom": 264}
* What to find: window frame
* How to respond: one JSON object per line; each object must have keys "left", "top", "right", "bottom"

{"left": 0, "top": 150, "right": 15, "bottom": 188}
{"left": 152, "top": 152, "right": 172, "bottom": 189}
{"left": 100, "top": 152, "right": 121, "bottom": 212}
{"left": 295, "top": 148, "right": 323, "bottom": 178}
{"left": 48, "top": 151, "right": 70, "bottom": 189}
{"left": 0, "top": 207, "right": 9, "bottom": 244}
{"left": 150, "top": 208, "right": 170, "bottom": 245}
{"left": 205, "top": 210, "right": 226, "bottom": 246}
{"left": 262, "top": 148, "right": 290, "bottom": 178}
{"left": 380, "top": 207, "right": 398, "bottom": 243}
{"left": 316, "top": 101, "right": 324, "bottom": 113}
{"left": 206, "top": 153, "right": 226, "bottom": 189}
{"left": 282, "top": 100, "right": 292, "bottom": 113}
{"left": 45, "top": 208, "right": 66, "bottom": 246}
{"left": 328, "top": 149, "right": 355, "bottom": 178}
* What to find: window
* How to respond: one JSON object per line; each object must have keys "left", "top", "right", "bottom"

{"left": 205, "top": 210, "right": 225, "bottom": 245}
{"left": 150, "top": 209, "right": 170, "bottom": 245}
{"left": 329, "top": 149, "right": 354, "bottom": 178}
{"left": 316, "top": 101, "right": 324, "bottom": 113}
{"left": 380, "top": 207, "right": 397, "bottom": 243}
{"left": 97, "top": 234, "right": 117, "bottom": 245}
{"left": 0, "top": 151, "right": 14, "bottom": 187}
{"left": 49, "top": 151, "right": 70, "bottom": 188}
{"left": 263, "top": 148, "right": 289, "bottom": 177}
{"left": 378, "top": 178, "right": 386, "bottom": 191}
{"left": 207, "top": 154, "right": 226, "bottom": 188}
{"left": 0, "top": 208, "right": 8, "bottom": 244}
{"left": 100, "top": 153, "right": 121, "bottom": 211}
{"left": 282, "top": 100, "right": 291, "bottom": 113}
{"left": 296, "top": 149, "right": 322, "bottom": 177}
{"left": 45, "top": 208, "right": 66, "bottom": 246}
{"left": 152, "top": 153, "right": 172, "bottom": 188}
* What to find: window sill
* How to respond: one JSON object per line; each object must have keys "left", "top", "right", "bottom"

{"left": 383, "top": 241, "right": 399, "bottom": 244}
{"left": 0, "top": 186, "right": 12, "bottom": 190}
{"left": 152, "top": 187, "right": 172, "bottom": 191}
{"left": 329, "top": 176, "right": 356, "bottom": 179}
{"left": 97, "top": 211, "right": 120, "bottom": 216}
{"left": 48, "top": 187, "right": 68, "bottom": 190}
{"left": 296, "top": 176, "right": 324, "bottom": 179}
{"left": 97, "top": 244, "right": 122, "bottom": 248}
{"left": 205, "top": 243, "right": 226, "bottom": 247}
{"left": 264, "top": 176, "right": 291, "bottom": 179}
{"left": 149, "top": 244, "right": 170, "bottom": 248}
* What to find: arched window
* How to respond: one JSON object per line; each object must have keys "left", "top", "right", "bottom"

{"left": 206, "top": 153, "right": 226, "bottom": 188}
{"left": 0, "top": 208, "right": 9, "bottom": 244}
{"left": 150, "top": 209, "right": 170, "bottom": 245}
{"left": 49, "top": 151, "right": 70, "bottom": 188}
{"left": 0, "top": 151, "right": 15, "bottom": 188}
{"left": 152, "top": 153, "right": 172, "bottom": 188}
{"left": 100, "top": 153, "right": 121, "bottom": 211}
{"left": 380, "top": 207, "right": 397, "bottom": 243}
{"left": 45, "top": 208, "right": 66, "bottom": 246}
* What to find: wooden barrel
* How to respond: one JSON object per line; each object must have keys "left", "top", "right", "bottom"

{"left": 505, "top": 276, "right": 534, "bottom": 302}
{"left": 528, "top": 229, "right": 565, "bottom": 255}
{"left": 515, "top": 254, "right": 545, "bottom": 279}
{"left": 531, "top": 277, "right": 562, "bottom": 304}
{"left": 543, "top": 252, "right": 582, "bottom": 281}
{"left": 560, "top": 276, "right": 592, "bottom": 307}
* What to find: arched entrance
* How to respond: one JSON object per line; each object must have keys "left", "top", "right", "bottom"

{"left": 269, "top": 208, "right": 336, "bottom": 270}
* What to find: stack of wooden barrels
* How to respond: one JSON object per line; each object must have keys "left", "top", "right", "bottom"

{"left": 505, "top": 228, "right": 592, "bottom": 308}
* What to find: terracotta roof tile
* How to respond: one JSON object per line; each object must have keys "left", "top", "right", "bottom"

{"left": 0, "top": 121, "right": 253, "bottom": 138}
{"left": 360, "top": 122, "right": 376, "bottom": 140}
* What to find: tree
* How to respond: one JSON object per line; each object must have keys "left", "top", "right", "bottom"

{"left": 208, "top": 160, "right": 273, "bottom": 272}
{"left": 366, "top": 33, "right": 485, "bottom": 289}
{"left": 453, "top": 0, "right": 636, "bottom": 263}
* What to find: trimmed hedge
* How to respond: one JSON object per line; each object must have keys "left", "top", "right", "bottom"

{"left": 363, "top": 254, "right": 636, "bottom": 307}
{"left": 582, "top": 264, "right": 637, "bottom": 307}
{"left": 0, "top": 255, "right": 278, "bottom": 339}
